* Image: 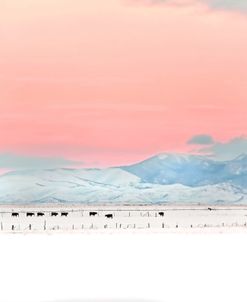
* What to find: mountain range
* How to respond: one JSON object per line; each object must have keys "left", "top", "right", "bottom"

{"left": 0, "top": 153, "right": 247, "bottom": 204}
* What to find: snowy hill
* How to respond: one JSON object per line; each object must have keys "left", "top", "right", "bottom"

{"left": 0, "top": 153, "right": 247, "bottom": 204}
{"left": 123, "top": 153, "right": 247, "bottom": 188}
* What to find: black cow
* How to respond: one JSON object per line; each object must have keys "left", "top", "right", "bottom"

{"left": 26, "top": 212, "right": 35, "bottom": 217}
{"left": 11, "top": 212, "right": 19, "bottom": 217}
{"left": 37, "top": 212, "right": 45, "bottom": 217}
{"left": 61, "top": 212, "right": 68, "bottom": 217}
{"left": 158, "top": 212, "right": 164, "bottom": 217}
{"left": 89, "top": 211, "right": 98, "bottom": 216}
{"left": 208, "top": 207, "right": 213, "bottom": 211}
{"left": 51, "top": 212, "right": 58, "bottom": 217}
{"left": 105, "top": 214, "right": 113, "bottom": 219}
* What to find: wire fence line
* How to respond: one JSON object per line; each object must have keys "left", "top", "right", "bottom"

{"left": 1, "top": 221, "right": 247, "bottom": 232}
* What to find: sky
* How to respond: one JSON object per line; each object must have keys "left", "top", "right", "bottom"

{"left": 0, "top": 0, "right": 247, "bottom": 170}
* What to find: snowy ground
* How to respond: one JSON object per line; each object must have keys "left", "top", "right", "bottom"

{"left": 1, "top": 204, "right": 247, "bottom": 232}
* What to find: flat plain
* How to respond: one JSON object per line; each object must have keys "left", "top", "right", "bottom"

{"left": 1, "top": 204, "right": 247, "bottom": 232}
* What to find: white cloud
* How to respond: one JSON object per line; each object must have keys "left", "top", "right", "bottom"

{"left": 0, "top": 153, "right": 83, "bottom": 170}
{"left": 133, "top": 0, "right": 247, "bottom": 12}
{"left": 187, "top": 134, "right": 214, "bottom": 145}
{"left": 205, "top": 0, "right": 247, "bottom": 11}
{"left": 198, "top": 136, "right": 247, "bottom": 160}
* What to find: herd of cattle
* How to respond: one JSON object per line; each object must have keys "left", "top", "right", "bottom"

{"left": 10, "top": 211, "right": 166, "bottom": 219}
{"left": 11, "top": 211, "right": 68, "bottom": 217}
{"left": 8, "top": 208, "right": 217, "bottom": 219}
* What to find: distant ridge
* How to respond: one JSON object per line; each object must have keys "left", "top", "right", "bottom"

{"left": 0, "top": 153, "right": 246, "bottom": 204}
{"left": 122, "top": 153, "right": 247, "bottom": 187}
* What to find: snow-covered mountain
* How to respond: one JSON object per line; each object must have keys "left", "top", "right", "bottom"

{"left": 0, "top": 153, "right": 247, "bottom": 204}
{"left": 123, "top": 153, "right": 247, "bottom": 188}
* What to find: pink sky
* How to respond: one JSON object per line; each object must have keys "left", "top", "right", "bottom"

{"left": 0, "top": 0, "right": 247, "bottom": 167}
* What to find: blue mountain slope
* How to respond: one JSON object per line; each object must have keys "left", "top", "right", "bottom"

{"left": 122, "top": 153, "right": 247, "bottom": 188}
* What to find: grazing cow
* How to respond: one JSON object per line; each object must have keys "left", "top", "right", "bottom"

{"left": 12, "top": 212, "right": 19, "bottom": 217}
{"left": 89, "top": 211, "right": 98, "bottom": 217}
{"left": 105, "top": 214, "right": 113, "bottom": 219}
{"left": 26, "top": 212, "right": 35, "bottom": 217}
{"left": 51, "top": 212, "right": 58, "bottom": 217}
{"left": 158, "top": 212, "right": 164, "bottom": 217}
{"left": 37, "top": 212, "right": 45, "bottom": 217}
{"left": 61, "top": 212, "right": 68, "bottom": 217}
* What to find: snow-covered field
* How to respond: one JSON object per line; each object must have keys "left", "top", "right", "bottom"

{"left": 1, "top": 204, "right": 247, "bottom": 232}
